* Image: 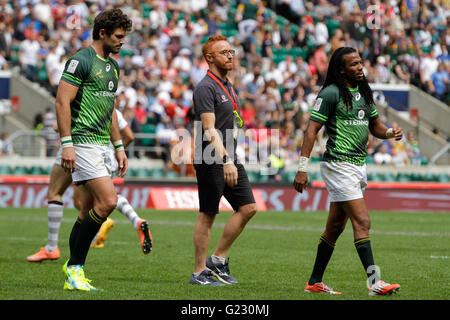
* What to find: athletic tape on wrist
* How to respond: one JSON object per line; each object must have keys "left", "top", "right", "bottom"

{"left": 386, "top": 128, "right": 395, "bottom": 139}
{"left": 298, "top": 156, "right": 309, "bottom": 172}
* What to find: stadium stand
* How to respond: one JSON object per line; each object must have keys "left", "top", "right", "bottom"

{"left": 0, "top": 0, "right": 449, "bottom": 184}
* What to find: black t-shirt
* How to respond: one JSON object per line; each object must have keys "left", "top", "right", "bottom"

{"left": 193, "top": 71, "right": 239, "bottom": 164}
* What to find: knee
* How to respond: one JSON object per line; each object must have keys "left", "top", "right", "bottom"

{"left": 240, "top": 203, "right": 257, "bottom": 222}
{"left": 354, "top": 215, "right": 371, "bottom": 232}
{"left": 97, "top": 195, "right": 118, "bottom": 216}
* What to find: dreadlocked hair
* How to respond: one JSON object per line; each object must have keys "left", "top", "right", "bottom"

{"left": 321, "top": 47, "right": 374, "bottom": 110}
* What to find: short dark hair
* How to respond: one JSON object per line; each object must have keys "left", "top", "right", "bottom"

{"left": 92, "top": 9, "right": 132, "bottom": 40}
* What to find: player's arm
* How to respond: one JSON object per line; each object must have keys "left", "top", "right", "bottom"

{"left": 110, "top": 110, "right": 128, "bottom": 178}
{"left": 55, "top": 80, "right": 79, "bottom": 173}
{"left": 120, "top": 125, "right": 134, "bottom": 148}
{"left": 200, "top": 112, "right": 238, "bottom": 187}
{"left": 293, "top": 119, "right": 323, "bottom": 193}
{"left": 369, "top": 117, "right": 403, "bottom": 140}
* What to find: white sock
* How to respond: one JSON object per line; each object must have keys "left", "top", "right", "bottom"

{"left": 116, "top": 194, "right": 141, "bottom": 229}
{"left": 211, "top": 255, "right": 226, "bottom": 265}
{"left": 46, "top": 201, "right": 63, "bottom": 252}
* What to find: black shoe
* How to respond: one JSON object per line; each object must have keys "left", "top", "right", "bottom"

{"left": 189, "top": 270, "right": 224, "bottom": 286}
{"left": 206, "top": 256, "right": 238, "bottom": 284}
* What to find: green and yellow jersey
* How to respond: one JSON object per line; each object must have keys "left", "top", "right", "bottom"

{"left": 310, "top": 84, "right": 378, "bottom": 166}
{"left": 60, "top": 46, "right": 120, "bottom": 146}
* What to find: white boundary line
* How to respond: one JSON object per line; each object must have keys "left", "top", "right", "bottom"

{"left": 1, "top": 215, "right": 449, "bottom": 237}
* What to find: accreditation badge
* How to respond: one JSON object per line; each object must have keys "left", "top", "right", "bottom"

{"left": 233, "top": 110, "right": 243, "bottom": 139}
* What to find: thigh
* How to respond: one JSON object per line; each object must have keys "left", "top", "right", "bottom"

{"left": 75, "top": 184, "right": 94, "bottom": 218}
{"left": 84, "top": 176, "right": 117, "bottom": 205}
{"left": 48, "top": 164, "right": 72, "bottom": 200}
{"left": 223, "top": 164, "right": 255, "bottom": 212}
{"left": 323, "top": 202, "right": 349, "bottom": 242}
{"left": 195, "top": 164, "right": 225, "bottom": 215}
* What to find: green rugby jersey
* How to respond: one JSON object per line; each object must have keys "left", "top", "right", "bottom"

{"left": 60, "top": 46, "right": 120, "bottom": 146}
{"left": 309, "top": 84, "right": 378, "bottom": 165}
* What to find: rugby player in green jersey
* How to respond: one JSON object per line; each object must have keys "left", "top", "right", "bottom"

{"left": 55, "top": 8, "right": 132, "bottom": 291}
{"left": 293, "top": 47, "right": 402, "bottom": 296}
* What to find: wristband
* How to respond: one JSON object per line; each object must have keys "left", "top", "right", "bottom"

{"left": 113, "top": 140, "right": 124, "bottom": 151}
{"left": 386, "top": 128, "right": 395, "bottom": 139}
{"left": 61, "top": 136, "right": 73, "bottom": 149}
{"left": 224, "top": 160, "right": 234, "bottom": 166}
{"left": 297, "top": 156, "right": 309, "bottom": 172}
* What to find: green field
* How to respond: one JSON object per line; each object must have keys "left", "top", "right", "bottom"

{"left": 0, "top": 208, "right": 449, "bottom": 301}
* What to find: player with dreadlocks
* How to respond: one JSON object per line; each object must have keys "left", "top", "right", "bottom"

{"left": 293, "top": 47, "right": 402, "bottom": 296}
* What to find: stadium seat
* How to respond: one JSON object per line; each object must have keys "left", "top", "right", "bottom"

{"left": 422, "top": 173, "right": 438, "bottom": 182}
{"left": 150, "top": 168, "right": 164, "bottom": 178}
{"left": 410, "top": 173, "right": 422, "bottom": 181}
{"left": 0, "top": 165, "right": 12, "bottom": 175}
{"left": 14, "top": 166, "right": 29, "bottom": 175}
{"left": 367, "top": 172, "right": 376, "bottom": 181}
{"left": 29, "top": 166, "right": 43, "bottom": 175}
{"left": 437, "top": 174, "right": 449, "bottom": 183}
{"left": 396, "top": 173, "right": 410, "bottom": 182}
{"left": 247, "top": 170, "right": 258, "bottom": 182}
{"left": 282, "top": 171, "right": 297, "bottom": 182}
{"left": 124, "top": 168, "right": 136, "bottom": 177}
{"left": 166, "top": 171, "right": 179, "bottom": 179}
{"left": 135, "top": 168, "right": 150, "bottom": 178}
{"left": 257, "top": 171, "right": 269, "bottom": 182}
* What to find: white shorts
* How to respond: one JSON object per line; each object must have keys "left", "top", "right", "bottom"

{"left": 320, "top": 161, "right": 367, "bottom": 202}
{"left": 72, "top": 144, "right": 113, "bottom": 184}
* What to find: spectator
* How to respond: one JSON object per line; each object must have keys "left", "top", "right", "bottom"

{"left": 0, "top": 132, "right": 13, "bottom": 156}
{"left": 374, "top": 144, "right": 393, "bottom": 165}
{"left": 391, "top": 148, "right": 410, "bottom": 167}
{"left": 428, "top": 63, "right": 448, "bottom": 102}
{"left": 405, "top": 131, "right": 421, "bottom": 165}
{"left": 18, "top": 31, "right": 40, "bottom": 82}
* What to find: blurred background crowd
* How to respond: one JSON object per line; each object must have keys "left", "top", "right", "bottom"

{"left": 0, "top": 0, "right": 448, "bottom": 177}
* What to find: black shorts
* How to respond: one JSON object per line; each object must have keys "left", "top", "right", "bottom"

{"left": 194, "top": 163, "right": 255, "bottom": 214}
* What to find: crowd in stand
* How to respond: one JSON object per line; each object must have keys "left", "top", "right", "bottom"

{"left": 1, "top": 0, "right": 449, "bottom": 173}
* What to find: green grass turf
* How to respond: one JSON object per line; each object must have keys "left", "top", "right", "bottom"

{"left": 0, "top": 208, "right": 449, "bottom": 300}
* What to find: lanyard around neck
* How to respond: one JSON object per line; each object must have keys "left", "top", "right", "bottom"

{"left": 207, "top": 71, "right": 243, "bottom": 127}
{"left": 207, "top": 71, "right": 238, "bottom": 111}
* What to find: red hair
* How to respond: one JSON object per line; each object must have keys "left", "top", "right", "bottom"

{"left": 201, "top": 35, "right": 228, "bottom": 59}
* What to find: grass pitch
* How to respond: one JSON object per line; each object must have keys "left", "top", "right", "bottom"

{"left": 0, "top": 208, "right": 449, "bottom": 300}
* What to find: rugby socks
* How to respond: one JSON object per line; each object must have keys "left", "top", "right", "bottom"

{"left": 45, "top": 201, "right": 63, "bottom": 252}
{"left": 116, "top": 194, "right": 140, "bottom": 229}
{"left": 308, "top": 235, "right": 336, "bottom": 285}
{"left": 69, "top": 217, "right": 82, "bottom": 255}
{"left": 354, "top": 237, "right": 376, "bottom": 279}
{"left": 68, "top": 209, "right": 106, "bottom": 266}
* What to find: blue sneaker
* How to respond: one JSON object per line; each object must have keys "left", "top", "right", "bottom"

{"left": 189, "top": 270, "right": 224, "bottom": 286}
{"left": 206, "top": 256, "right": 238, "bottom": 284}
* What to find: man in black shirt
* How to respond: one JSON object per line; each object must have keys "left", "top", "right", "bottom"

{"left": 190, "top": 35, "right": 257, "bottom": 286}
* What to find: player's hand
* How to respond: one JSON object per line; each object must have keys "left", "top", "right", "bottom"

{"left": 224, "top": 163, "right": 238, "bottom": 188}
{"left": 293, "top": 171, "right": 308, "bottom": 193}
{"left": 61, "top": 147, "right": 76, "bottom": 173}
{"left": 393, "top": 127, "right": 403, "bottom": 141}
{"left": 115, "top": 149, "right": 128, "bottom": 178}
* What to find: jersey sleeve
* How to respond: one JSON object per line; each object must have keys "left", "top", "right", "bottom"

{"left": 309, "top": 87, "right": 338, "bottom": 124}
{"left": 369, "top": 103, "right": 379, "bottom": 120}
{"left": 60, "top": 55, "right": 90, "bottom": 87}
{"left": 193, "top": 85, "right": 216, "bottom": 115}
